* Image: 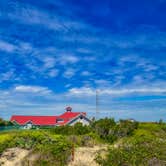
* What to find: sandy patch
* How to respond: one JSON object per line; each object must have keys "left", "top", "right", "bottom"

{"left": 68, "top": 145, "right": 108, "bottom": 166}
{"left": 0, "top": 148, "right": 30, "bottom": 166}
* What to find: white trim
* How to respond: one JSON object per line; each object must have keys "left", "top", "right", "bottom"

{"left": 66, "top": 113, "right": 91, "bottom": 125}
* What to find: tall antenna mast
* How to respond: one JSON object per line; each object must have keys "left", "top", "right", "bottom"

{"left": 96, "top": 90, "right": 99, "bottom": 120}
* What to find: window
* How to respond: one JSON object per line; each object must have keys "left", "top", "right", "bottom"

{"left": 57, "top": 119, "right": 64, "bottom": 122}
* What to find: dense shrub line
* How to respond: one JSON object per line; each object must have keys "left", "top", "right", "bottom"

{"left": 50, "top": 118, "right": 138, "bottom": 144}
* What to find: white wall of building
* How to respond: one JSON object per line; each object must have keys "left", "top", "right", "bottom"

{"left": 69, "top": 116, "right": 90, "bottom": 126}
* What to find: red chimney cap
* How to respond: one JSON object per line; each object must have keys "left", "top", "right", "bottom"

{"left": 66, "top": 106, "right": 72, "bottom": 112}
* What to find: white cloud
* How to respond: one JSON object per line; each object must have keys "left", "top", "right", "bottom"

{"left": 18, "top": 42, "right": 33, "bottom": 52}
{"left": 68, "top": 86, "right": 166, "bottom": 96}
{"left": 0, "top": 40, "right": 35, "bottom": 55}
{"left": 69, "top": 87, "right": 95, "bottom": 96}
{"left": 0, "top": 40, "right": 16, "bottom": 53}
{"left": 81, "top": 71, "right": 92, "bottom": 76}
{"left": 0, "top": 70, "right": 15, "bottom": 82}
{"left": 43, "top": 57, "right": 56, "bottom": 69}
{"left": 63, "top": 68, "right": 76, "bottom": 78}
{"left": 0, "top": 85, "right": 166, "bottom": 121}
{"left": 100, "top": 88, "right": 166, "bottom": 95}
{"left": 6, "top": 3, "right": 86, "bottom": 32}
{"left": 14, "top": 85, "right": 51, "bottom": 94}
{"left": 59, "top": 55, "right": 79, "bottom": 65}
{"left": 95, "top": 79, "right": 110, "bottom": 87}
{"left": 48, "top": 69, "right": 59, "bottom": 77}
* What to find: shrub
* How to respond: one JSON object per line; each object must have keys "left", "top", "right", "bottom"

{"left": 73, "top": 122, "right": 91, "bottom": 135}
{"left": 51, "top": 123, "right": 91, "bottom": 136}
{"left": 51, "top": 125, "right": 73, "bottom": 135}
{"left": 0, "top": 130, "right": 72, "bottom": 165}
{"left": 96, "top": 123, "right": 166, "bottom": 166}
{"left": 0, "top": 118, "right": 13, "bottom": 127}
{"left": 0, "top": 133, "right": 14, "bottom": 154}
{"left": 34, "top": 136, "right": 72, "bottom": 166}
{"left": 114, "top": 120, "right": 138, "bottom": 138}
{"left": 91, "top": 118, "right": 116, "bottom": 142}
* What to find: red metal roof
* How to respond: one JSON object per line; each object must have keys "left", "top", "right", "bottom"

{"left": 10, "top": 111, "right": 86, "bottom": 126}
{"left": 10, "top": 115, "right": 57, "bottom": 126}
{"left": 58, "top": 112, "right": 86, "bottom": 120}
{"left": 56, "top": 119, "right": 70, "bottom": 126}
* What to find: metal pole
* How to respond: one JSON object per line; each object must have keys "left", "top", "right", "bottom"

{"left": 96, "top": 90, "right": 99, "bottom": 120}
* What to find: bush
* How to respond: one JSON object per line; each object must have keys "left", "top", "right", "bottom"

{"left": 51, "top": 125, "right": 73, "bottom": 135}
{"left": 95, "top": 123, "right": 166, "bottom": 166}
{"left": 114, "top": 120, "right": 139, "bottom": 138}
{"left": 0, "top": 130, "right": 72, "bottom": 165}
{"left": 51, "top": 123, "right": 91, "bottom": 136}
{"left": 0, "top": 117, "right": 13, "bottom": 127}
{"left": 91, "top": 118, "right": 116, "bottom": 142}
{"left": 90, "top": 118, "right": 138, "bottom": 143}
{"left": 0, "top": 133, "right": 14, "bottom": 154}
{"left": 34, "top": 136, "right": 72, "bottom": 166}
{"left": 73, "top": 122, "right": 91, "bottom": 135}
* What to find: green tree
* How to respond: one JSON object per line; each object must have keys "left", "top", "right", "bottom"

{"left": 0, "top": 118, "right": 6, "bottom": 126}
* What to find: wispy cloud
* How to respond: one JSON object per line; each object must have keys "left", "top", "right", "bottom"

{"left": 68, "top": 86, "right": 166, "bottom": 96}
{"left": 0, "top": 86, "right": 165, "bottom": 121}
{"left": 2, "top": 1, "right": 87, "bottom": 33}
{"left": 0, "top": 40, "right": 16, "bottom": 53}
{"left": 0, "top": 69, "right": 15, "bottom": 82}
{"left": 42, "top": 57, "right": 56, "bottom": 69}
{"left": 0, "top": 0, "right": 165, "bottom": 121}
{"left": 63, "top": 68, "right": 76, "bottom": 78}
{"left": 48, "top": 69, "right": 59, "bottom": 77}
{"left": 14, "top": 85, "right": 52, "bottom": 94}
{"left": 58, "top": 55, "right": 79, "bottom": 65}
{"left": 81, "top": 71, "right": 92, "bottom": 76}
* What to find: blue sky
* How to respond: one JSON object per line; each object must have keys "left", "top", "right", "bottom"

{"left": 0, "top": 0, "right": 166, "bottom": 121}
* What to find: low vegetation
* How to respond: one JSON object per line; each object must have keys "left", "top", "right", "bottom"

{"left": 0, "top": 118, "right": 13, "bottom": 127}
{"left": 95, "top": 122, "right": 166, "bottom": 166}
{"left": 0, "top": 130, "right": 72, "bottom": 165}
{"left": 0, "top": 117, "right": 166, "bottom": 166}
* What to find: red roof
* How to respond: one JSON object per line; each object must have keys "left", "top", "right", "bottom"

{"left": 56, "top": 119, "right": 70, "bottom": 126}
{"left": 10, "top": 115, "right": 57, "bottom": 126}
{"left": 59, "top": 112, "right": 86, "bottom": 120}
{"left": 10, "top": 111, "right": 86, "bottom": 126}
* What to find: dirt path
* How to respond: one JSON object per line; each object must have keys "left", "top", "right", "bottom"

{"left": 68, "top": 145, "right": 108, "bottom": 166}
{"left": 0, "top": 148, "right": 30, "bottom": 166}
